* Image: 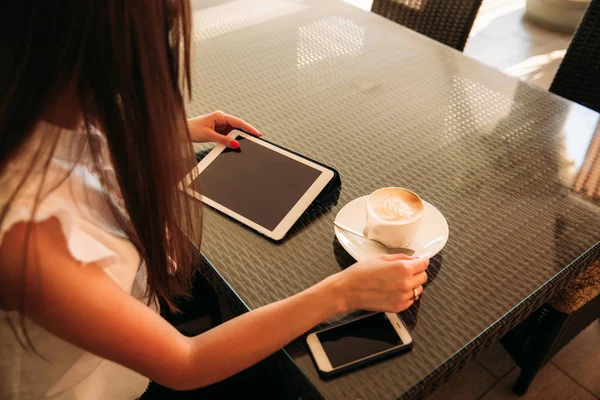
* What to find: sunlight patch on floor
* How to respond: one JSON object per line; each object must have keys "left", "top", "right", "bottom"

{"left": 505, "top": 49, "right": 566, "bottom": 77}
{"left": 344, "top": 0, "right": 373, "bottom": 11}
{"left": 471, "top": 0, "right": 526, "bottom": 35}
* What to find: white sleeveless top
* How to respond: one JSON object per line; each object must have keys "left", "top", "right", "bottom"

{"left": 0, "top": 122, "right": 152, "bottom": 399}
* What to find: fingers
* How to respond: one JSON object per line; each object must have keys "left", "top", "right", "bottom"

{"left": 381, "top": 253, "right": 417, "bottom": 262}
{"left": 402, "top": 257, "right": 429, "bottom": 274}
{"left": 411, "top": 271, "right": 428, "bottom": 287}
{"left": 207, "top": 130, "right": 239, "bottom": 149}
{"left": 220, "top": 126, "right": 235, "bottom": 136}
{"left": 213, "top": 111, "right": 262, "bottom": 137}
{"left": 389, "top": 292, "right": 418, "bottom": 313}
{"left": 382, "top": 254, "right": 429, "bottom": 275}
{"left": 391, "top": 269, "right": 426, "bottom": 311}
{"left": 399, "top": 283, "right": 424, "bottom": 304}
{"left": 402, "top": 284, "right": 423, "bottom": 300}
{"left": 350, "top": 254, "right": 429, "bottom": 313}
{"left": 415, "top": 284, "right": 424, "bottom": 298}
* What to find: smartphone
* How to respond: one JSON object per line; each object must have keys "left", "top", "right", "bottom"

{"left": 306, "top": 312, "right": 413, "bottom": 378}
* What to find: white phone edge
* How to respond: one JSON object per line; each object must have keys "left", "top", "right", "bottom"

{"left": 306, "top": 312, "right": 413, "bottom": 374}
{"left": 178, "top": 130, "right": 335, "bottom": 241}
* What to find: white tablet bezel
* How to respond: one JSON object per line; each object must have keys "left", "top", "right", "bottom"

{"left": 180, "top": 130, "right": 335, "bottom": 241}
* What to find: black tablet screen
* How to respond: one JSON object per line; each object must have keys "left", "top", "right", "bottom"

{"left": 190, "top": 137, "right": 322, "bottom": 231}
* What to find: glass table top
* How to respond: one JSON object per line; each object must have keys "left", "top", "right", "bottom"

{"left": 186, "top": 1, "right": 600, "bottom": 398}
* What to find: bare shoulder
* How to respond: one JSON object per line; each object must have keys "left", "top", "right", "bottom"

{"left": 0, "top": 216, "right": 190, "bottom": 388}
{"left": 0, "top": 217, "right": 72, "bottom": 310}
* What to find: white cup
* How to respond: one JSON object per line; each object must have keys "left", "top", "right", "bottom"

{"left": 363, "top": 187, "right": 424, "bottom": 248}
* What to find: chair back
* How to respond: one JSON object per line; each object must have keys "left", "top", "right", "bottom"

{"left": 371, "top": 0, "right": 484, "bottom": 51}
{"left": 550, "top": 0, "right": 600, "bottom": 113}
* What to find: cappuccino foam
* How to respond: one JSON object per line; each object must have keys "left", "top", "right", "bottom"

{"left": 371, "top": 195, "right": 418, "bottom": 222}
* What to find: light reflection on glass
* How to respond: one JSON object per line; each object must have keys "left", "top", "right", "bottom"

{"left": 296, "top": 17, "right": 366, "bottom": 69}
{"left": 573, "top": 125, "right": 600, "bottom": 201}
{"left": 192, "top": 0, "right": 307, "bottom": 42}
{"left": 563, "top": 105, "right": 599, "bottom": 169}
{"left": 443, "top": 76, "right": 518, "bottom": 145}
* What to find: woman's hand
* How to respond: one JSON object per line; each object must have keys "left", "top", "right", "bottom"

{"left": 187, "top": 111, "right": 262, "bottom": 149}
{"left": 2, "top": 217, "right": 427, "bottom": 391}
{"left": 335, "top": 254, "right": 429, "bottom": 313}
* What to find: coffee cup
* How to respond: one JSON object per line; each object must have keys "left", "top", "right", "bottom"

{"left": 363, "top": 187, "right": 424, "bottom": 248}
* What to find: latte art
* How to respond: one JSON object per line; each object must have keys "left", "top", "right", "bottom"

{"left": 371, "top": 195, "right": 418, "bottom": 222}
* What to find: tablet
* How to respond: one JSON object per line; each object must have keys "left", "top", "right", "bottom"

{"left": 181, "top": 130, "right": 335, "bottom": 240}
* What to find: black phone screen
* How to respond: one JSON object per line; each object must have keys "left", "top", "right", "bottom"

{"left": 317, "top": 313, "right": 404, "bottom": 368}
{"left": 190, "top": 137, "right": 322, "bottom": 231}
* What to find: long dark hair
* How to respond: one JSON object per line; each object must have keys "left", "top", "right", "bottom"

{"left": 0, "top": 0, "right": 201, "bottom": 337}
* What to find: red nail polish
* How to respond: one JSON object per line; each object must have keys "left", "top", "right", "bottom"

{"left": 230, "top": 140, "right": 239, "bottom": 149}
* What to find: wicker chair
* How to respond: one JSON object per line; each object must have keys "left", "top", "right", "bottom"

{"left": 549, "top": 0, "right": 600, "bottom": 113}
{"left": 371, "top": 0, "right": 484, "bottom": 51}
{"left": 500, "top": 5, "right": 600, "bottom": 394}
{"left": 501, "top": 261, "right": 600, "bottom": 395}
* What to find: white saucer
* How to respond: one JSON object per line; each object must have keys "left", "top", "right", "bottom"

{"left": 334, "top": 196, "right": 449, "bottom": 261}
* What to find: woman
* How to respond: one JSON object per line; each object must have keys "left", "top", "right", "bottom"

{"left": 0, "top": 1, "right": 429, "bottom": 399}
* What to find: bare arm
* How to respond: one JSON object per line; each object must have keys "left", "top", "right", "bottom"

{"left": 0, "top": 218, "right": 427, "bottom": 390}
{"left": 0, "top": 218, "right": 344, "bottom": 390}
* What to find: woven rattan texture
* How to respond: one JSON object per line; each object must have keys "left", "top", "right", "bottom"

{"left": 187, "top": 1, "right": 600, "bottom": 398}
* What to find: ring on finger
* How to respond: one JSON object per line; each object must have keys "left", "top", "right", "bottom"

{"left": 412, "top": 287, "right": 420, "bottom": 301}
